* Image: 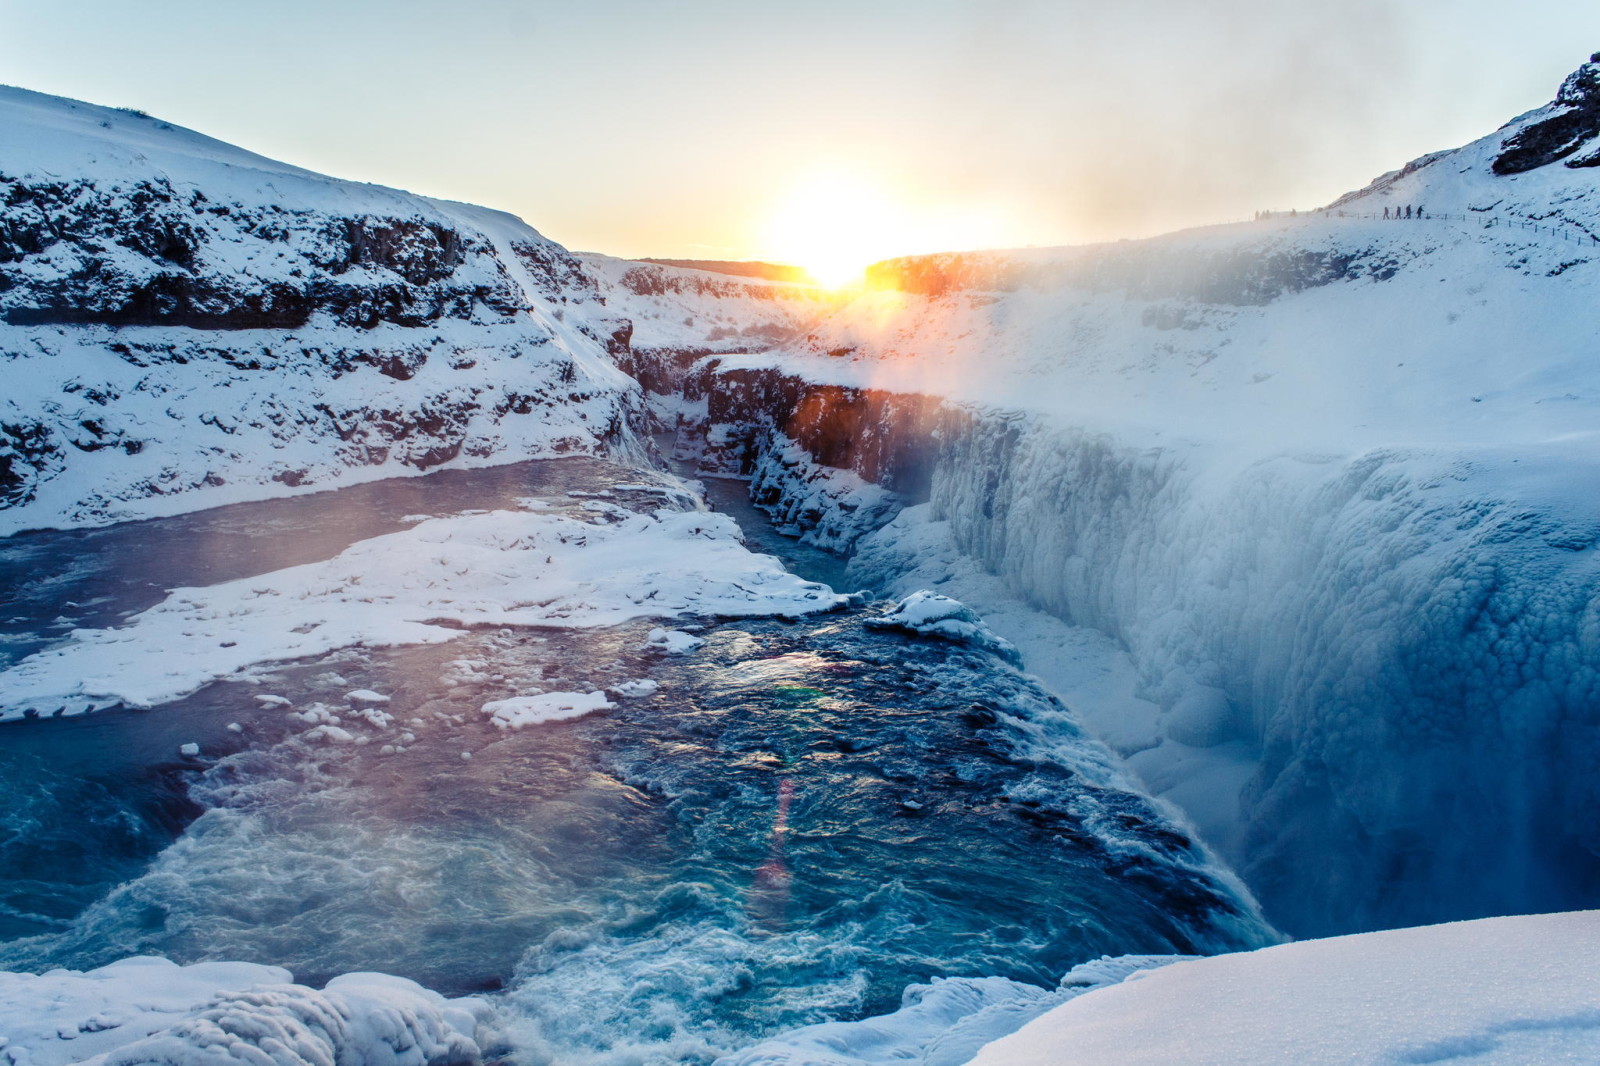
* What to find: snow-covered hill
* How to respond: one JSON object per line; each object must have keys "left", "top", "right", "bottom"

{"left": 0, "top": 86, "right": 640, "bottom": 534}
{"left": 580, "top": 253, "right": 836, "bottom": 357}
{"left": 615, "top": 54, "right": 1600, "bottom": 936}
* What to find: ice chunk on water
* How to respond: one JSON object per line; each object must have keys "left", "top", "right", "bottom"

{"left": 866, "top": 591, "right": 1022, "bottom": 665}
{"left": 481, "top": 691, "right": 616, "bottom": 730}
{"left": 645, "top": 627, "right": 706, "bottom": 655}
{"left": 0, "top": 957, "right": 483, "bottom": 1066}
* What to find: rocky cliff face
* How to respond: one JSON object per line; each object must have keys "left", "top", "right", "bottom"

{"left": 580, "top": 253, "right": 840, "bottom": 372}
{"left": 1493, "top": 53, "right": 1600, "bottom": 174}
{"left": 0, "top": 88, "right": 640, "bottom": 532}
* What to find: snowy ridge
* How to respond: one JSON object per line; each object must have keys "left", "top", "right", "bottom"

{"left": 580, "top": 253, "right": 839, "bottom": 357}
{"left": 0, "top": 86, "right": 640, "bottom": 533}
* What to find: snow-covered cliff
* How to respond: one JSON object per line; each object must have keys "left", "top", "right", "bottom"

{"left": 0, "top": 86, "right": 640, "bottom": 534}
{"left": 617, "top": 54, "right": 1600, "bottom": 936}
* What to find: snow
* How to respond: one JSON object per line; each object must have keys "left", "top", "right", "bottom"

{"left": 645, "top": 627, "right": 707, "bottom": 654}
{"left": 580, "top": 253, "right": 839, "bottom": 356}
{"left": 0, "top": 85, "right": 641, "bottom": 535}
{"left": 613, "top": 679, "right": 660, "bottom": 698}
{"left": 969, "top": 911, "right": 1600, "bottom": 1066}
{"left": 864, "top": 591, "right": 1021, "bottom": 665}
{"left": 719, "top": 957, "right": 1184, "bottom": 1066}
{"left": 0, "top": 508, "right": 846, "bottom": 718}
{"left": 481, "top": 690, "right": 615, "bottom": 729}
{"left": 0, "top": 956, "right": 483, "bottom": 1066}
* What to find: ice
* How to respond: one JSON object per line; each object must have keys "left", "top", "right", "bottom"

{"left": 734, "top": 912, "right": 1600, "bottom": 1066}
{"left": 720, "top": 959, "right": 1185, "bottom": 1066}
{"left": 481, "top": 691, "right": 615, "bottom": 730}
{"left": 864, "top": 591, "right": 1021, "bottom": 665}
{"left": 613, "top": 679, "right": 660, "bottom": 698}
{"left": 645, "top": 627, "right": 707, "bottom": 654}
{"left": 0, "top": 509, "right": 848, "bottom": 718}
{"left": 0, "top": 957, "right": 483, "bottom": 1066}
{"left": 177, "top": 743, "right": 200, "bottom": 758}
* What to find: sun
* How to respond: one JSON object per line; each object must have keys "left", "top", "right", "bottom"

{"left": 762, "top": 170, "right": 914, "bottom": 288}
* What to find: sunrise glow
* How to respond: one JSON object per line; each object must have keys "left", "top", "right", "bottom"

{"left": 760, "top": 168, "right": 1025, "bottom": 288}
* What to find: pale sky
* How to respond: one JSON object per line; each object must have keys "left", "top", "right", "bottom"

{"left": 3, "top": 0, "right": 1598, "bottom": 265}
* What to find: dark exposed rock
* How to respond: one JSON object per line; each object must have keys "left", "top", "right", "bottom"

{"left": 0, "top": 172, "right": 539, "bottom": 329}
{"left": 0, "top": 420, "right": 62, "bottom": 507}
{"left": 677, "top": 361, "right": 945, "bottom": 499}
{"left": 1493, "top": 56, "right": 1600, "bottom": 175}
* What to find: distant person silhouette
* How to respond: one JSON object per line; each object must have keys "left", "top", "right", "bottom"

{"left": 1405, "top": 205, "right": 1413, "bottom": 219}
{"left": 1384, "top": 207, "right": 1390, "bottom": 219}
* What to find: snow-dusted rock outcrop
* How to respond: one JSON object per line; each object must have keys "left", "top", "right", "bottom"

{"left": 0, "top": 87, "right": 639, "bottom": 534}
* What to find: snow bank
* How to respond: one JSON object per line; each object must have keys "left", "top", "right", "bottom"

{"left": 864, "top": 591, "right": 1021, "bottom": 665}
{"left": 0, "top": 956, "right": 483, "bottom": 1066}
{"left": 0, "top": 508, "right": 846, "bottom": 718}
{"left": 969, "top": 910, "right": 1600, "bottom": 1066}
{"left": 718, "top": 957, "right": 1184, "bottom": 1066}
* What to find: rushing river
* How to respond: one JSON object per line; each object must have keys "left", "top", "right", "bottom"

{"left": 0, "top": 459, "right": 1271, "bottom": 1064}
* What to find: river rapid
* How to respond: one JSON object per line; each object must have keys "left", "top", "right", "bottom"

{"left": 0, "top": 459, "right": 1271, "bottom": 1064}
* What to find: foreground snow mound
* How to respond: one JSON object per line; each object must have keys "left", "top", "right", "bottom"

{"left": 717, "top": 957, "right": 1185, "bottom": 1066}
{"left": 0, "top": 509, "right": 846, "bottom": 717}
{"left": 865, "top": 591, "right": 1021, "bottom": 665}
{"left": 0, "top": 956, "right": 483, "bottom": 1066}
{"left": 971, "top": 911, "right": 1600, "bottom": 1066}
{"left": 0, "top": 86, "right": 637, "bottom": 533}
